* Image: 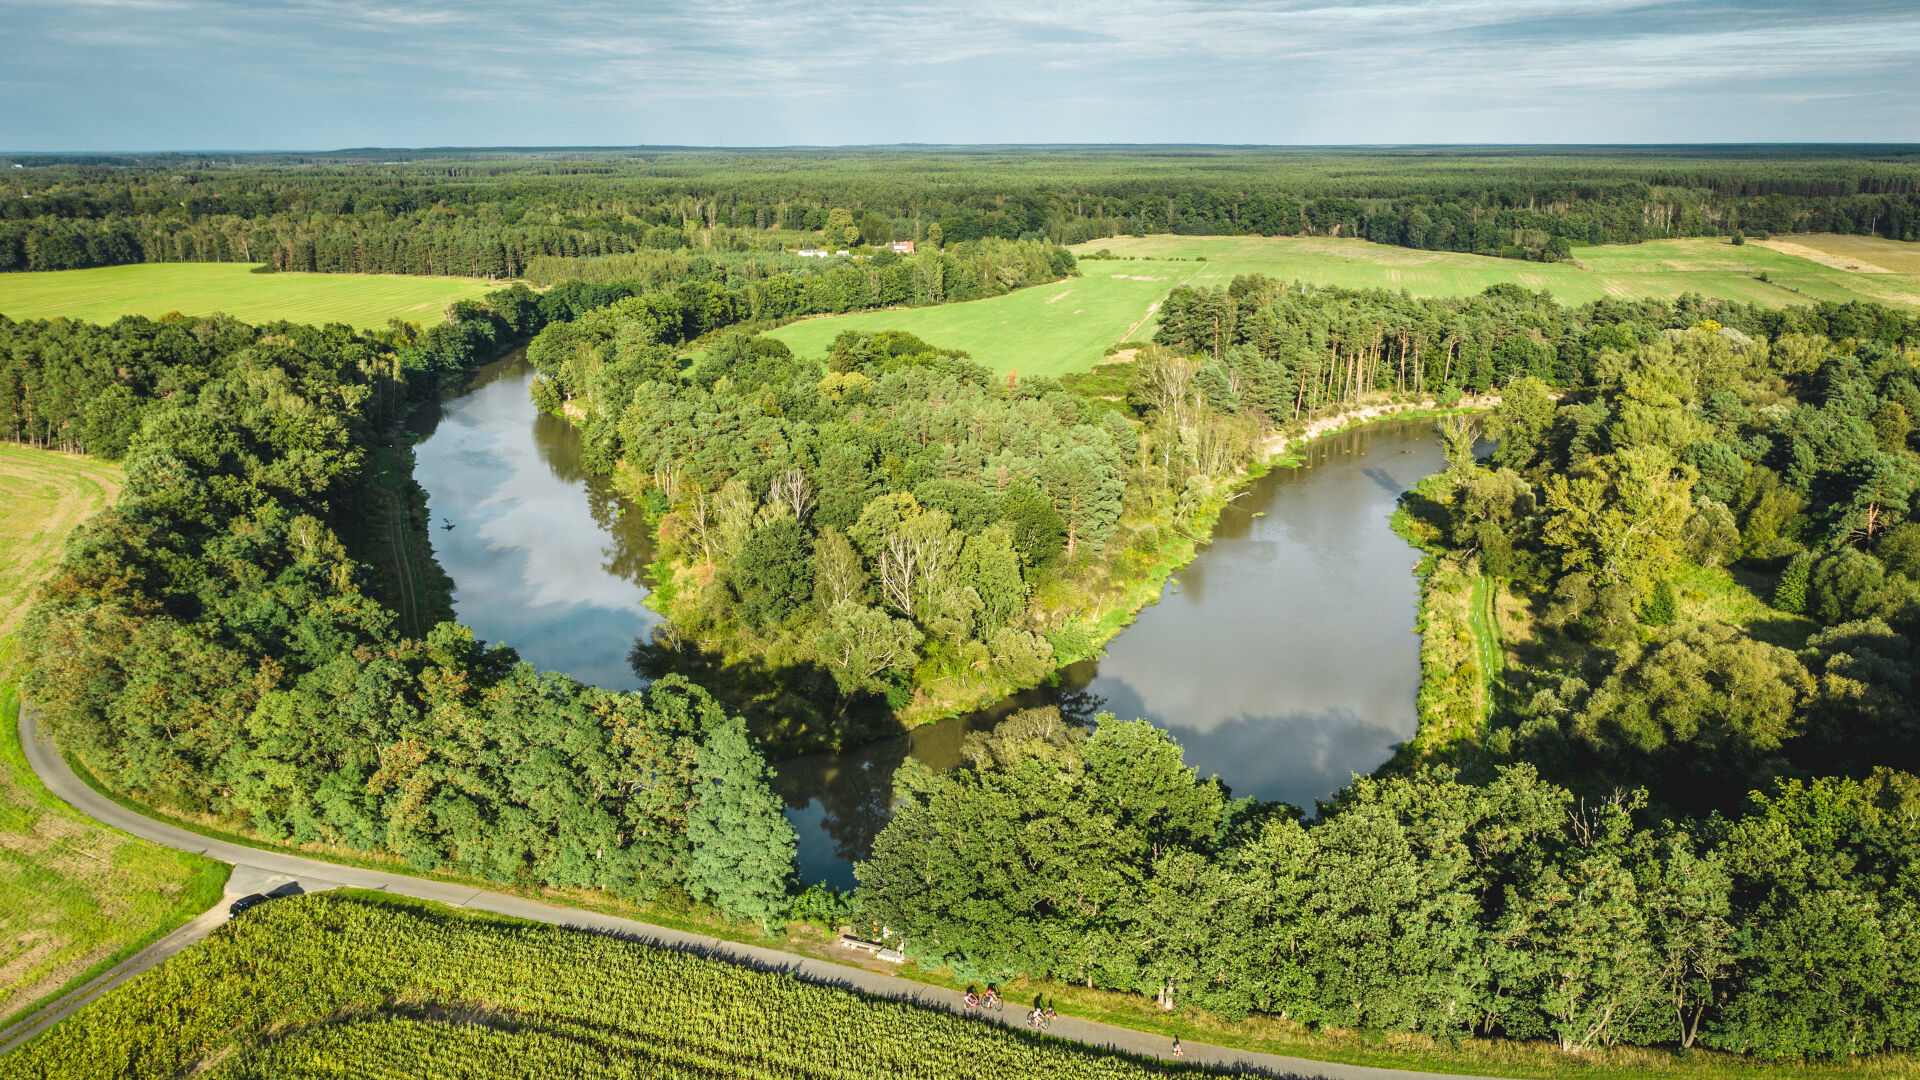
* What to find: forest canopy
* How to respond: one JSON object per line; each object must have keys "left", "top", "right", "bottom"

{"left": 6, "top": 146, "right": 1920, "bottom": 273}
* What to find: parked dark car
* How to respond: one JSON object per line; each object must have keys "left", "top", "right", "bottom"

{"left": 228, "top": 893, "right": 269, "bottom": 917}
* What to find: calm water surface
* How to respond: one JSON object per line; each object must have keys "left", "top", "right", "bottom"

{"left": 411, "top": 353, "right": 662, "bottom": 690}
{"left": 411, "top": 357, "right": 1445, "bottom": 889}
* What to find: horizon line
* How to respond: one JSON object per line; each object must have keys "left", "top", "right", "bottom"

{"left": 7, "top": 141, "right": 1920, "bottom": 159}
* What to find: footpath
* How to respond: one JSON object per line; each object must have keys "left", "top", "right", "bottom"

{"left": 13, "top": 707, "right": 1500, "bottom": 1080}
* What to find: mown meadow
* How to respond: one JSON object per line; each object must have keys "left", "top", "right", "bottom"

{"left": 0, "top": 263, "right": 500, "bottom": 330}
{"left": 765, "top": 235, "right": 1920, "bottom": 376}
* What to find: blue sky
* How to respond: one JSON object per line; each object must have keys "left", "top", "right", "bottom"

{"left": 3, "top": 0, "right": 1915, "bottom": 150}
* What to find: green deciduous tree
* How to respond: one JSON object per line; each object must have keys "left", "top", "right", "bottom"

{"left": 686, "top": 714, "right": 798, "bottom": 929}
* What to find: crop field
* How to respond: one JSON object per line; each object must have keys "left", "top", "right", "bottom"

{"left": 0, "top": 445, "right": 225, "bottom": 1031}
{"left": 765, "top": 234, "right": 1920, "bottom": 379}
{"left": 5, "top": 892, "right": 1186, "bottom": 1080}
{"left": 0, "top": 264, "right": 502, "bottom": 330}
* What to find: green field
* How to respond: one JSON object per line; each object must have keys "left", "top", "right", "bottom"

{"left": 765, "top": 267, "right": 1205, "bottom": 378}
{"left": 0, "top": 445, "right": 227, "bottom": 1031}
{"left": 764, "top": 234, "right": 1920, "bottom": 378}
{"left": 3, "top": 891, "right": 1184, "bottom": 1079}
{"left": 0, "top": 264, "right": 503, "bottom": 330}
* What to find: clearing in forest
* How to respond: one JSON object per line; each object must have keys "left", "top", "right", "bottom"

{"left": 762, "top": 264, "right": 1208, "bottom": 378}
{"left": 0, "top": 444, "right": 226, "bottom": 1032}
{"left": 0, "top": 263, "right": 502, "bottom": 331}
{"left": 764, "top": 233, "right": 1920, "bottom": 380}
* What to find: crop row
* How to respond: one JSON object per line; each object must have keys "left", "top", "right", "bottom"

{"left": 1, "top": 894, "right": 1188, "bottom": 1080}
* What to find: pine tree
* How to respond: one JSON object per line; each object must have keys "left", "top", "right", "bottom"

{"left": 686, "top": 714, "right": 798, "bottom": 929}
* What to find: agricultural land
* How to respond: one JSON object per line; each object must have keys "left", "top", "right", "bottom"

{"left": 0, "top": 892, "right": 1190, "bottom": 1080}
{"left": 0, "top": 263, "right": 501, "bottom": 330}
{"left": 0, "top": 445, "right": 225, "bottom": 1033}
{"left": 764, "top": 234, "right": 1920, "bottom": 376}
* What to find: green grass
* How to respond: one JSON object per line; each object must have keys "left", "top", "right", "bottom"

{"left": 0, "top": 444, "right": 227, "bottom": 1031}
{"left": 0, "top": 263, "right": 503, "bottom": 330}
{"left": 763, "top": 266, "right": 1205, "bottom": 378}
{"left": 759, "top": 234, "right": 1920, "bottom": 381}
{"left": 1468, "top": 574, "right": 1504, "bottom": 724}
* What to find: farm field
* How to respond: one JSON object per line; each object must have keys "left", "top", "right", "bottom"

{"left": 0, "top": 445, "right": 226, "bottom": 1032}
{"left": 1093, "top": 233, "right": 1920, "bottom": 310}
{"left": 4, "top": 891, "right": 1185, "bottom": 1079}
{"left": 765, "top": 234, "right": 1920, "bottom": 378}
{"left": 0, "top": 263, "right": 502, "bottom": 330}
{"left": 763, "top": 264, "right": 1207, "bottom": 378}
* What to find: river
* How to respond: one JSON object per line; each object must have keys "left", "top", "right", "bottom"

{"left": 412, "top": 352, "right": 1445, "bottom": 889}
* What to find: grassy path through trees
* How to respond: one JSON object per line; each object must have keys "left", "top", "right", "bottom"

{"left": 1467, "top": 574, "right": 1502, "bottom": 724}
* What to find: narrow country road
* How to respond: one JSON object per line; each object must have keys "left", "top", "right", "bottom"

{"left": 14, "top": 707, "right": 1498, "bottom": 1080}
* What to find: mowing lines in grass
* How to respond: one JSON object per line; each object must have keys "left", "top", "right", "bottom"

{"left": 0, "top": 263, "right": 502, "bottom": 331}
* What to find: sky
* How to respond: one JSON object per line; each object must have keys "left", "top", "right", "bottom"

{"left": 3, "top": 0, "right": 1917, "bottom": 151}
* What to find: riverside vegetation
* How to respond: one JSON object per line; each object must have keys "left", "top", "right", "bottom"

{"left": 848, "top": 299, "right": 1920, "bottom": 1062}
{"left": 8, "top": 200, "right": 1920, "bottom": 1070}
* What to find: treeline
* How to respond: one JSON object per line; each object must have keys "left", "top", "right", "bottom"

{"left": 857, "top": 711, "right": 1920, "bottom": 1059}
{"left": 1153, "top": 277, "right": 1920, "bottom": 419}
{"left": 7, "top": 147, "right": 1920, "bottom": 273}
{"left": 9, "top": 306, "right": 800, "bottom": 927}
{"left": 526, "top": 239, "right": 1071, "bottom": 348}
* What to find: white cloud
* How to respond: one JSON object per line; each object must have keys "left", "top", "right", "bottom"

{"left": 2, "top": 0, "right": 1916, "bottom": 146}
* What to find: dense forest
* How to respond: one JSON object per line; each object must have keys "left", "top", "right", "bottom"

{"left": 12, "top": 226, "right": 1920, "bottom": 1062}
{"left": 6, "top": 146, "right": 1920, "bottom": 273}
{"left": 5, "top": 299, "right": 799, "bottom": 929}
{"left": 853, "top": 286, "right": 1920, "bottom": 1061}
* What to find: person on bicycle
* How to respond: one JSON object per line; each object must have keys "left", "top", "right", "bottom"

{"left": 983, "top": 986, "right": 1000, "bottom": 1009}
{"left": 1172, "top": 1036, "right": 1184, "bottom": 1058}
{"left": 963, "top": 990, "right": 979, "bottom": 1009}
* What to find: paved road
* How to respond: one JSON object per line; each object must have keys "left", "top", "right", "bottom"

{"left": 15, "top": 707, "right": 1494, "bottom": 1080}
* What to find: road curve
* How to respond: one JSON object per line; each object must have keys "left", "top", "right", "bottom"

{"left": 16, "top": 707, "right": 1496, "bottom": 1080}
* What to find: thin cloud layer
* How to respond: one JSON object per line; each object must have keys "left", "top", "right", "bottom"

{"left": 2, "top": 0, "right": 1914, "bottom": 148}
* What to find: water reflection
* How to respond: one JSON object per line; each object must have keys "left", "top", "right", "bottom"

{"left": 409, "top": 352, "right": 663, "bottom": 690}
{"left": 776, "top": 420, "right": 1448, "bottom": 887}
{"left": 411, "top": 360, "right": 1450, "bottom": 890}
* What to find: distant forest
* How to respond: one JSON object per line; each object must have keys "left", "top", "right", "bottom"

{"left": 5, "top": 146, "right": 1920, "bottom": 275}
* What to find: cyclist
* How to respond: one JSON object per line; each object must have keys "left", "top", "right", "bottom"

{"left": 963, "top": 989, "right": 979, "bottom": 1010}
{"left": 1172, "top": 1037, "right": 1184, "bottom": 1058}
